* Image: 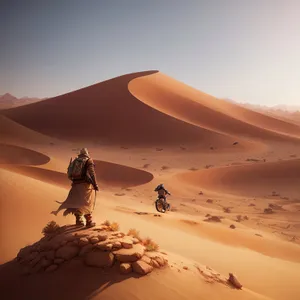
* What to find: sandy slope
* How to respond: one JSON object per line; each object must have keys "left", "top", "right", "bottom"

{"left": 1, "top": 71, "right": 236, "bottom": 148}
{"left": 1, "top": 70, "right": 300, "bottom": 300}
{"left": 176, "top": 159, "right": 300, "bottom": 197}
{"left": 128, "top": 72, "right": 300, "bottom": 141}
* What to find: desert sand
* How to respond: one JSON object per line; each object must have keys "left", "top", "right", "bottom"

{"left": 1, "top": 71, "right": 300, "bottom": 300}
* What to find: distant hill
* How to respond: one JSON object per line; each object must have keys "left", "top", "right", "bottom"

{"left": 0, "top": 93, "right": 46, "bottom": 110}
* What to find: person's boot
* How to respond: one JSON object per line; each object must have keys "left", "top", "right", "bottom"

{"left": 84, "top": 214, "right": 96, "bottom": 228}
{"left": 75, "top": 213, "right": 84, "bottom": 226}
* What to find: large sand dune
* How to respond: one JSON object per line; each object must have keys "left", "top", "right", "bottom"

{"left": 176, "top": 159, "right": 300, "bottom": 197}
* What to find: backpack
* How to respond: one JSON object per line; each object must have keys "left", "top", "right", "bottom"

{"left": 67, "top": 157, "right": 89, "bottom": 181}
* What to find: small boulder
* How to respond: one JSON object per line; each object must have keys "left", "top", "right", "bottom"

{"left": 206, "top": 199, "right": 213, "bottom": 204}
{"left": 264, "top": 208, "right": 274, "bottom": 214}
{"left": 204, "top": 216, "right": 222, "bottom": 222}
{"left": 45, "top": 264, "right": 58, "bottom": 272}
{"left": 54, "top": 258, "right": 64, "bottom": 264}
{"left": 120, "top": 263, "right": 132, "bottom": 274}
{"left": 55, "top": 245, "right": 79, "bottom": 260}
{"left": 228, "top": 273, "right": 242, "bottom": 289}
{"left": 79, "top": 244, "right": 94, "bottom": 256}
{"left": 132, "top": 260, "right": 153, "bottom": 275}
{"left": 150, "top": 259, "right": 160, "bottom": 268}
{"left": 113, "top": 244, "right": 145, "bottom": 263}
{"left": 90, "top": 237, "right": 99, "bottom": 244}
{"left": 78, "top": 238, "right": 90, "bottom": 247}
{"left": 97, "top": 233, "right": 108, "bottom": 242}
{"left": 85, "top": 251, "right": 114, "bottom": 268}
{"left": 230, "top": 224, "right": 236, "bottom": 229}
{"left": 140, "top": 256, "right": 151, "bottom": 265}
{"left": 113, "top": 241, "right": 122, "bottom": 249}
{"left": 121, "top": 238, "right": 133, "bottom": 249}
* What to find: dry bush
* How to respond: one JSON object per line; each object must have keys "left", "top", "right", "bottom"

{"left": 42, "top": 221, "right": 60, "bottom": 236}
{"left": 109, "top": 222, "right": 120, "bottom": 231}
{"left": 127, "top": 228, "right": 141, "bottom": 240}
{"left": 143, "top": 237, "right": 159, "bottom": 252}
{"left": 102, "top": 220, "right": 111, "bottom": 226}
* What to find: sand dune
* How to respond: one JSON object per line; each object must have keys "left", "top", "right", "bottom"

{"left": 0, "top": 115, "right": 60, "bottom": 147}
{"left": 2, "top": 160, "right": 154, "bottom": 189}
{"left": 128, "top": 72, "right": 300, "bottom": 142}
{"left": 176, "top": 159, "right": 300, "bottom": 197}
{"left": 1, "top": 71, "right": 250, "bottom": 149}
{"left": 0, "top": 143, "right": 50, "bottom": 165}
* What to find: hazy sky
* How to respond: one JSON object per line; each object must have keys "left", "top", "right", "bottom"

{"left": 1, "top": 0, "right": 300, "bottom": 106}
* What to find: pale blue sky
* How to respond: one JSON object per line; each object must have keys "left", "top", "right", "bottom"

{"left": 1, "top": 0, "right": 299, "bottom": 105}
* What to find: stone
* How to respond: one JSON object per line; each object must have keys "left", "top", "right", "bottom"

{"left": 132, "top": 261, "right": 153, "bottom": 275}
{"left": 90, "top": 237, "right": 99, "bottom": 244}
{"left": 79, "top": 244, "right": 94, "bottom": 256}
{"left": 113, "top": 244, "right": 145, "bottom": 263}
{"left": 98, "top": 233, "right": 108, "bottom": 242}
{"left": 121, "top": 238, "right": 133, "bottom": 249}
{"left": 105, "top": 244, "right": 113, "bottom": 251}
{"left": 85, "top": 251, "right": 115, "bottom": 268}
{"left": 264, "top": 208, "right": 274, "bottom": 214}
{"left": 228, "top": 273, "right": 243, "bottom": 289}
{"left": 131, "top": 238, "right": 140, "bottom": 244}
{"left": 113, "top": 241, "right": 122, "bottom": 249}
{"left": 44, "top": 250, "right": 55, "bottom": 261}
{"left": 40, "top": 258, "right": 52, "bottom": 268}
{"left": 204, "top": 216, "right": 222, "bottom": 222}
{"left": 206, "top": 199, "right": 213, "bottom": 203}
{"left": 45, "top": 264, "right": 58, "bottom": 272}
{"left": 17, "top": 245, "right": 32, "bottom": 260}
{"left": 78, "top": 237, "right": 90, "bottom": 247}
{"left": 150, "top": 259, "right": 160, "bottom": 268}
{"left": 230, "top": 224, "right": 236, "bottom": 229}
{"left": 120, "top": 263, "right": 132, "bottom": 274}
{"left": 54, "top": 258, "right": 64, "bottom": 264}
{"left": 140, "top": 256, "right": 151, "bottom": 265}
{"left": 145, "top": 252, "right": 168, "bottom": 266}
{"left": 55, "top": 246, "right": 79, "bottom": 260}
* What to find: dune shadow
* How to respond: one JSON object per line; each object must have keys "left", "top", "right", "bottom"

{"left": 0, "top": 259, "right": 141, "bottom": 300}
{"left": 0, "top": 143, "right": 50, "bottom": 165}
{"left": 3, "top": 159, "right": 153, "bottom": 189}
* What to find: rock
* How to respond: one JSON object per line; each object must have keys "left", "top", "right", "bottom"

{"left": 269, "top": 203, "right": 282, "bottom": 210}
{"left": 97, "top": 233, "right": 108, "bottom": 242}
{"left": 132, "top": 260, "right": 153, "bottom": 275}
{"left": 55, "top": 246, "right": 79, "bottom": 260}
{"left": 230, "top": 224, "right": 236, "bottom": 229}
{"left": 243, "top": 215, "right": 249, "bottom": 220}
{"left": 40, "top": 258, "right": 52, "bottom": 268}
{"left": 113, "top": 241, "right": 122, "bottom": 249}
{"left": 140, "top": 255, "right": 151, "bottom": 265}
{"left": 85, "top": 251, "right": 114, "bottom": 268}
{"left": 145, "top": 252, "right": 168, "bottom": 266}
{"left": 17, "top": 245, "right": 32, "bottom": 261}
{"left": 60, "top": 240, "right": 67, "bottom": 246}
{"left": 79, "top": 244, "right": 94, "bottom": 256}
{"left": 45, "top": 264, "right": 58, "bottom": 272}
{"left": 105, "top": 244, "right": 113, "bottom": 251}
{"left": 183, "top": 266, "right": 189, "bottom": 270}
{"left": 113, "top": 244, "right": 145, "bottom": 263}
{"left": 78, "top": 237, "right": 90, "bottom": 247}
{"left": 150, "top": 259, "right": 160, "bottom": 268}
{"left": 29, "top": 256, "right": 41, "bottom": 267}
{"left": 233, "top": 142, "right": 239, "bottom": 145}
{"left": 44, "top": 250, "right": 55, "bottom": 261}
{"left": 204, "top": 216, "right": 222, "bottom": 222}
{"left": 121, "top": 238, "right": 133, "bottom": 249}
{"left": 90, "top": 237, "right": 99, "bottom": 244}
{"left": 264, "top": 208, "right": 274, "bottom": 214}
{"left": 54, "top": 258, "right": 64, "bottom": 264}
{"left": 249, "top": 203, "right": 256, "bottom": 207}
{"left": 120, "top": 263, "right": 132, "bottom": 274}
{"left": 206, "top": 199, "right": 213, "bottom": 204}
{"left": 228, "top": 273, "right": 242, "bottom": 289}
{"left": 236, "top": 215, "right": 243, "bottom": 222}
{"left": 131, "top": 238, "right": 140, "bottom": 244}
{"left": 199, "top": 191, "right": 204, "bottom": 195}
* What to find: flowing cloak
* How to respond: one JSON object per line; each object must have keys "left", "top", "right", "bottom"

{"left": 51, "top": 155, "right": 98, "bottom": 216}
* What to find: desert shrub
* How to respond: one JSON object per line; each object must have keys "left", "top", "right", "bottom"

{"left": 102, "top": 220, "right": 111, "bottom": 227}
{"left": 127, "top": 228, "right": 141, "bottom": 240}
{"left": 42, "top": 221, "right": 60, "bottom": 236}
{"left": 109, "top": 222, "right": 120, "bottom": 231}
{"left": 142, "top": 237, "right": 159, "bottom": 252}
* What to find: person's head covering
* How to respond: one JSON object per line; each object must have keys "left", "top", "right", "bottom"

{"left": 79, "top": 148, "right": 90, "bottom": 157}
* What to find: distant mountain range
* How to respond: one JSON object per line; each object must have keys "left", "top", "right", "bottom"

{"left": 0, "top": 93, "right": 46, "bottom": 110}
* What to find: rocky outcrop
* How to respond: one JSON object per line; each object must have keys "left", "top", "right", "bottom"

{"left": 16, "top": 222, "right": 168, "bottom": 277}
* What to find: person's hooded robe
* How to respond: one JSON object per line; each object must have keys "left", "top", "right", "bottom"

{"left": 51, "top": 148, "right": 97, "bottom": 216}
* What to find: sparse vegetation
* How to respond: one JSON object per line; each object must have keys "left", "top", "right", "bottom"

{"left": 103, "top": 220, "right": 111, "bottom": 226}
{"left": 42, "top": 221, "right": 60, "bottom": 236}
{"left": 142, "top": 237, "right": 159, "bottom": 252}
{"left": 127, "top": 228, "right": 141, "bottom": 240}
{"left": 109, "top": 222, "right": 120, "bottom": 231}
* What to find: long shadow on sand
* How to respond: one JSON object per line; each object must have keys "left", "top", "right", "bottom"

{"left": 0, "top": 259, "right": 141, "bottom": 300}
